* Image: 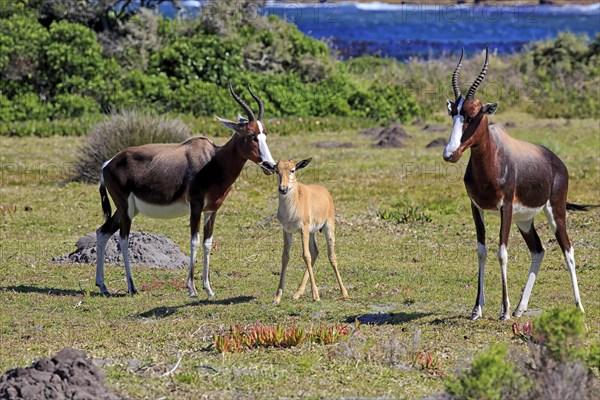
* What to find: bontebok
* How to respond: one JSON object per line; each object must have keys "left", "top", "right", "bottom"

{"left": 96, "top": 83, "right": 275, "bottom": 297}
{"left": 261, "top": 159, "right": 349, "bottom": 304}
{"left": 444, "top": 48, "right": 586, "bottom": 321}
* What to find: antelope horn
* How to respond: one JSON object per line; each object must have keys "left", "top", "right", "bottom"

{"left": 247, "top": 85, "right": 264, "bottom": 121}
{"left": 466, "top": 47, "right": 489, "bottom": 100}
{"left": 229, "top": 82, "right": 255, "bottom": 121}
{"left": 452, "top": 48, "right": 464, "bottom": 100}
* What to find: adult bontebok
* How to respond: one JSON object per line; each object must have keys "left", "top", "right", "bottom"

{"left": 96, "top": 83, "right": 275, "bottom": 297}
{"left": 444, "top": 48, "right": 587, "bottom": 320}
{"left": 261, "top": 159, "right": 349, "bottom": 304}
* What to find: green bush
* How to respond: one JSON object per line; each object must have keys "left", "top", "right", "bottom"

{"left": 446, "top": 344, "right": 530, "bottom": 400}
{"left": 537, "top": 307, "right": 587, "bottom": 362}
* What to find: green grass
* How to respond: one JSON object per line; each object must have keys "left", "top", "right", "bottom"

{"left": 0, "top": 111, "right": 598, "bottom": 399}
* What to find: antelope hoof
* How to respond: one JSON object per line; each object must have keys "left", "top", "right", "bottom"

{"left": 97, "top": 284, "right": 110, "bottom": 297}
{"left": 499, "top": 313, "right": 511, "bottom": 322}
{"left": 204, "top": 287, "right": 215, "bottom": 298}
{"left": 513, "top": 307, "right": 525, "bottom": 318}
{"left": 292, "top": 292, "right": 303, "bottom": 300}
{"left": 470, "top": 306, "right": 482, "bottom": 320}
{"left": 273, "top": 290, "right": 283, "bottom": 305}
{"left": 576, "top": 302, "right": 585, "bottom": 313}
{"left": 128, "top": 288, "right": 138, "bottom": 296}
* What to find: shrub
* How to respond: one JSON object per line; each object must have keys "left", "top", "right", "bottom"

{"left": 74, "top": 112, "right": 191, "bottom": 182}
{"left": 378, "top": 204, "right": 432, "bottom": 224}
{"left": 536, "top": 307, "right": 586, "bottom": 362}
{"left": 446, "top": 344, "right": 530, "bottom": 400}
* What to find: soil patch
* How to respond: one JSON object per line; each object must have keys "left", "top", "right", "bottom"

{"left": 52, "top": 232, "right": 188, "bottom": 269}
{"left": 426, "top": 137, "right": 448, "bottom": 148}
{"left": 314, "top": 141, "right": 353, "bottom": 149}
{"left": 360, "top": 124, "right": 410, "bottom": 148}
{"left": 0, "top": 347, "right": 126, "bottom": 400}
{"left": 422, "top": 124, "right": 446, "bottom": 133}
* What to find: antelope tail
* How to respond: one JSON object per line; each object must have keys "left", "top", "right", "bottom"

{"left": 566, "top": 202, "right": 599, "bottom": 212}
{"left": 99, "top": 179, "right": 112, "bottom": 222}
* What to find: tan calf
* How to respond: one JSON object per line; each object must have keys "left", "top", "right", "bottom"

{"left": 262, "top": 159, "right": 349, "bottom": 305}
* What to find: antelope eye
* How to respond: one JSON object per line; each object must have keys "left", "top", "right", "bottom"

{"left": 290, "top": 169, "right": 295, "bottom": 174}
{"left": 251, "top": 134, "right": 258, "bottom": 142}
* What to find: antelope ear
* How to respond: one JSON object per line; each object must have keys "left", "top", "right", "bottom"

{"left": 482, "top": 102, "right": 499, "bottom": 115}
{"left": 260, "top": 161, "right": 277, "bottom": 173}
{"left": 237, "top": 114, "right": 249, "bottom": 123}
{"left": 216, "top": 116, "right": 245, "bottom": 131}
{"left": 446, "top": 100, "right": 453, "bottom": 115}
{"left": 295, "top": 158, "right": 312, "bottom": 170}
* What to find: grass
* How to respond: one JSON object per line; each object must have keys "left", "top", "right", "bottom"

{"left": 0, "top": 111, "right": 598, "bottom": 399}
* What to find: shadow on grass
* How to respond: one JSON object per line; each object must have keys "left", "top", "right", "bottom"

{"left": 137, "top": 295, "right": 255, "bottom": 319}
{"left": 345, "top": 312, "right": 432, "bottom": 325}
{"left": 0, "top": 285, "right": 128, "bottom": 298}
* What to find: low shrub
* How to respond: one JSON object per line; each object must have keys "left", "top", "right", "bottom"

{"left": 446, "top": 344, "right": 530, "bottom": 400}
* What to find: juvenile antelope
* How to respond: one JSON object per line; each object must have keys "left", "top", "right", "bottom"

{"left": 96, "top": 83, "right": 275, "bottom": 297}
{"left": 261, "top": 159, "right": 349, "bottom": 304}
{"left": 444, "top": 48, "right": 588, "bottom": 320}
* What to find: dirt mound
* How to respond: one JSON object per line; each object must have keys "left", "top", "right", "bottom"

{"left": 422, "top": 124, "right": 446, "bottom": 133}
{"left": 52, "top": 232, "right": 188, "bottom": 270}
{"left": 0, "top": 347, "right": 126, "bottom": 400}
{"left": 426, "top": 137, "right": 448, "bottom": 148}
{"left": 360, "top": 124, "right": 410, "bottom": 148}
{"left": 314, "top": 141, "right": 353, "bottom": 149}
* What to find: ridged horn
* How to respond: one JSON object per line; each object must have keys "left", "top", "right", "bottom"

{"left": 247, "top": 85, "right": 264, "bottom": 120}
{"left": 229, "top": 82, "right": 255, "bottom": 121}
{"left": 466, "top": 47, "right": 489, "bottom": 100}
{"left": 452, "top": 48, "right": 464, "bottom": 100}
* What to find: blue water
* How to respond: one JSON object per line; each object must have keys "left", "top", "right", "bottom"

{"left": 161, "top": 1, "right": 600, "bottom": 60}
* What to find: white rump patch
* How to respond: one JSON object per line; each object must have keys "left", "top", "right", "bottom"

{"left": 131, "top": 194, "right": 189, "bottom": 219}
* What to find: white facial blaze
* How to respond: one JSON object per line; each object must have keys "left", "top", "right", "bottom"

{"left": 443, "top": 97, "right": 464, "bottom": 159}
{"left": 257, "top": 122, "right": 275, "bottom": 164}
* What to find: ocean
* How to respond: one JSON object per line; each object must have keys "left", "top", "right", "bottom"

{"left": 160, "top": 1, "right": 600, "bottom": 60}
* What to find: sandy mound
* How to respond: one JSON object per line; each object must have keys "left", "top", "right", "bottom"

{"left": 0, "top": 347, "right": 126, "bottom": 400}
{"left": 314, "top": 141, "right": 353, "bottom": 149}
{"left": 52, "top": 232, "right": 188, "bottom": 270}
{"left": 360, "top": 124, "right": 410, "bottom": 148}
{"left": 426, "top": 137, "right": 448, "bottom": 148}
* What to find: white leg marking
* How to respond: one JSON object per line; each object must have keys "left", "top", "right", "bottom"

{"left": 95, "top": 231, "right": 112, "bottom": 294}
{"left": 202, "top": 234, "right": 214, "bottom": 297}
{"left": 187, "top": 232, "right": 200, "bottom": 297}
{"left": 564, "top": 247, "right": 585, "bottom": 313}
{"left": 543, "top": 201, "right": 557, "bottom": 233}
{"left": 514, "top": 220, "right": 544, "bottom": 317}
{"left": 498, "top": 244, "right": 510, "bottom": 320}
{"left": 119, "top": 234, "right": 136, "bottom": 294}
{"left": 127, "top": 193, "right": 137, "bottom": 221}
{"left": 471, "top": 242, "right": 487, "bottom": 320}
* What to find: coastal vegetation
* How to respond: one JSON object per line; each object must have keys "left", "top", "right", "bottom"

{"left": 1, "top": 0, "right": 598, "bottom": 137}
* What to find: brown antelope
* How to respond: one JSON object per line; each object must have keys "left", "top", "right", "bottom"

{"left": 444, "top": 48, "right": 587, "bottom": 321}
{"left": 261, "top": 159, "right": 349, "bottom": 304}
{"left": 96, "top": 83, "right": 275, "bottom": 297}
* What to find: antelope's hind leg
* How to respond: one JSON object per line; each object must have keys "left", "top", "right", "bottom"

{"left": 95, "top": 213, "right": 120, "bottom": 295}
{"left": 293, "top": 233, "right": 318, "bottom": 300}
{"left": 513, "top": 219, "right": 545, "bottom": 317}
{"left": 118, "top": 212, "right": 137, "bottom": 295}
{"left": 544, "top": 202, "right": 585, "bottom": 313}
{"left": 322, "top": 219, "right": 349, "bottom": 300}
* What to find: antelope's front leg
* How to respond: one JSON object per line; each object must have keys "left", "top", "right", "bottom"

{"left": 498, "top": 203, "right": 513, "bottom": 321}
{"left": 201, "top": 211, "right": 217, "bottom": 298}
{"left": 300, "top": 227, "right": 320, "bottom": 301}
{"left": 471, "top": 204, "right": 486, "bottom": 320}
{"left": 273, "top": 231, "right": 293, "bottom": 305}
